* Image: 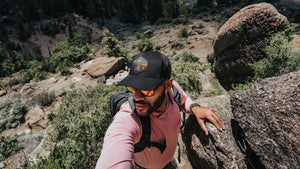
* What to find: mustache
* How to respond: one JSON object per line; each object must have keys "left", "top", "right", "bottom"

{"left": 134, "top": 100, "right": 150, "bottom": 105}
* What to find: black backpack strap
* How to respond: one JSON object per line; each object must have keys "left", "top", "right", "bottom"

{"left": 147, "top": 140, "right": 166, "bottom": 154}
{"left": 110, "top": 92, "right": 131, "bottom": 117}
{"left": 128, "top": 96, "right": 166, "bottom": 154}
{"left": 172, "top": 85, "right": 187, "bottom": 163}
{"left": 172, "top": 85, "right": 186, "bottom": 129}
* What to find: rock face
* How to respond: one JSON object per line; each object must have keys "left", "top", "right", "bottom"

{"left": 86, "top": 56, "right": 125, "bottom": 78}
{"left": 211, "top": 3, "right": 289, "bottom": 85}
{"left": 231, "top": 70, "right": 300, "bottom": 169}
{"left": 182, "top": 95, "right": 247, "bottom": 169}
{"left": 0, "top": 90, "right": 7, "bottom": 97}
{"left": 25, "top": 106, "right": 48, "bottom": 129}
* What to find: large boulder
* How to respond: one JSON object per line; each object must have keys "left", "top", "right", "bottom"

{"left": 231, "top": 70, "right": 300, "bottom": 169}
{"left": 0, "top": 89, "right": 7, "bottom": 97}
{"left": 182, "top": 94, "right": 247, "bottom": 169}
{"left": 25, "top": 105, "right": 48, "bottom": 129}
{"left": 85, "top": 56, "right": 125, "bottom": 78}
{"left": 211, "top": 3, "right": 289, "bottom": 85}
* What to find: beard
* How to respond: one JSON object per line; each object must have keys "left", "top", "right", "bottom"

{"left": 134, "top": 86, "right": 166, "bottom": 116}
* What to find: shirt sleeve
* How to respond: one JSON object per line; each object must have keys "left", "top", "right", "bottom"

{"left": 172, "top": 81, "right": 194, "bottom": 114}
{"left": 95, "top": 109, "right": 141, "bottom": 169}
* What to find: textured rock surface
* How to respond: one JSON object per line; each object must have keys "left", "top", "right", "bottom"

{"left": 86, "top": 56, "right": 125, "bottom": 78}
{"left": 182, "top": 94, "right": 247, "bottom": 169}
{"left": 231, "top": 70, "right": 300, "bottom": 169}
{"left": 0, "top": 90, "right": 6, "bottom": 97}
{"left": 212, "top": 3, "right": 289, "bottom": 85}
{"left": 25, "top": 106, "right": 48, "bottom": 129}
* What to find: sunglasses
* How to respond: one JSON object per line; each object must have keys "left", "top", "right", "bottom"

{"left": 127, "top": 86, "right": 155, "bottom": 97}
{"left": 127, "top": 80, "right": 168, "bottom": 97}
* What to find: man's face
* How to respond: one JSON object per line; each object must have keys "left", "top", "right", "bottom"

{"left": 133, "top": 83, "right": 167, "bottom": 116}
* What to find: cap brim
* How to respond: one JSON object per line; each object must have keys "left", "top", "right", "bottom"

{"left": 118, "top": 75, "right": 164, "bottom": 91}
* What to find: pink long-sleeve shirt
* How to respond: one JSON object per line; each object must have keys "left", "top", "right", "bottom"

{"left": 96, "top": 81, "right": 193, "bottom": 169}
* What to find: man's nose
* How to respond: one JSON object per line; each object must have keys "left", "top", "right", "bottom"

{"left": 133, "top": 90, "right": 145, "bottom": 101}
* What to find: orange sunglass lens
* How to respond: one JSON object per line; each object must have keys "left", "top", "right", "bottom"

{"left": 140, "top": 90, "right": 154, "bottom": 96}
{"left": 127, "top": 86, "right": 154, "bottom": 96}
{"left": 127, "top": 86, "right": 136, "bottom": 93}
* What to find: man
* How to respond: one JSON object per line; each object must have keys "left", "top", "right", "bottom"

{"left": 96, "top": 51, "right": 224, "bottom": 168}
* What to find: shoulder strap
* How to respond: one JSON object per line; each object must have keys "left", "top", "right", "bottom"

{"left": 172, "top": 85, "right": 186, "bottom": 164}
{"left": 110, "top": 92, "right": 131, "bottom": 117}
{"left": 172, "top": 85, "right": 186, "bottom": 129}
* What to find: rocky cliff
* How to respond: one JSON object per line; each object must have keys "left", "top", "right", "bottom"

{"left": 231, "top": 70, "right": 300, "bottom": 169}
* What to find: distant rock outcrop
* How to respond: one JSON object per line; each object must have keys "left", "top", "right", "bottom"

{"left": 211, "top": 3, "right": 289, "bottom": 85}
{"left": 85, "top": 56, "right": 125, "bottom": 78}
{"left": 231, "top": 70, "right": 300, "bottom": 169}
{"left": 25, "top": 106, "right": 48, "bottom": 130}
{"left": 0, "top": 90, "right": 6, "bottom": 97}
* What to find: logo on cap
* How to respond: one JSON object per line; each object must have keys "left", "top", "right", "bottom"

{"left": 133, "top": 57, "right": 148, "bottom": 73}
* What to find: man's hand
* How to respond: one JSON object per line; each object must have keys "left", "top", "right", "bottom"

{"left": 191, "top": 106, "right": 225, "bottom": 135}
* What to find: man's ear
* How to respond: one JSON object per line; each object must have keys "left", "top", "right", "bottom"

{"left": 166, "top": 78, "right": 173, "bottom": 91}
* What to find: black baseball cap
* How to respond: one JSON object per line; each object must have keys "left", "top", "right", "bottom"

{"left": 118, "top": 51, "right": 171, "bottom": 91}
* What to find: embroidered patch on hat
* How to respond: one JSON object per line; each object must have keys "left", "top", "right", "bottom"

{"left": 133, "top": 57, "right": 148, "bottom": 73}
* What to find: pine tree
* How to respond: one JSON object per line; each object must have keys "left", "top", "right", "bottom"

{"left": 147, "top": 0, "right": 163, "bottom": 24}
{"left": 162, "top": 0, "right": 179, "bottom": 18}
{"left": 21, "top": 0, "right": 40, "bottom": 20}
{"left": 119, "top": 0, "right": 141, "bottom": 23}
{"left": 15, "top": 15, "right": 26, "bottom": 41}
{"left": 0, "top": 24, "right": 8, "bottom": 42}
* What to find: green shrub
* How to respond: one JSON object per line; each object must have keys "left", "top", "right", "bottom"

{"left": 20, "top": 70, "right": 34, "bottom": 84}
{"left": 200, "top": 78, "right": 224, "bottom": 97}
{"left": 20, "top": 61, "right": 48, "bottom": 81}
{"left": 181, "top": 52, "right": 199, "bottom": 63}
{"left": 47, "top": 40, "right": 90, "bottom": 74}
{"left": 31, "top": 91, "right": 55, "bottom": 107}
{"left": 68, "top": 31, "right": 91, "bottom": 47}
{"left": 34, "top": 71, "right": 47, "bottom": 80}
{"left": 102, "top": 27, "right": 129, "bottom": 59}
{"left": 135, "top": 32, "right": 143, "bottom": 39}
{"left": 5, "top": 41, "right": 22, "bottom": 52}
{"left": 180, "top": 4, "right": 191, "bottom": 24}
{"left": 172, "top": 62, "right": 201, "bottom": 99}
{"left": 155, "top": 17, "right": 173, "bottom": 25}
{"left": 35, "top": 30, "right": 91, "bottom": 75}
{"left": 2, "top": 53, "right": 24, "bottom": 78}
{"left": 83, "top": 26, "right": 93, "bottom": 43}
{"left": 54, "top": 59, "right": 72, "bottom": 75}
{"left": 47, "top": 112, "right": 56, "bottom": 122}
{"left": 8, "top": 78, "right": 20, "bottom": 87}
{"left": 0, "top": 81, "right": 8, "bottom": 90}
{"left": 40, "top": 21, "right": 62, "bottom": 36}
{"left": 7, "top": 101, "right": 26, "bottom": 127}
{"left": 1, "top": 30, "right": 90, "bottom": 79}
{"left": 179, "top": 27, "right": 188, "bottom": 38}
{"left": 180, "top": 4, "right": 190, "bottom": 16}
{"left": 231, "top": 81, "right": 255, "bottom": 91}
{"left": 251, "top": 34, "right": 300, "bottom": 79}
{"left": 162, "top": 0, "right": 179, "bottom": 18}
{"left": 0, "top": 94, "right": 26, "bottom": 132}
{"left": 137, "top": 38, "right": 154, "bottom": 52}
{"left": 171, "top": 18, "right": 185, "bottom": 25}
{"left": 28, "top": 84, "right": 125, "bottom": 168}
{"left": 0, "top": 135, "right": 19, "bottom": 161}
{"left": 15, "top": 15, "right": 32, "bottom": 41}
{"left": 27, "top": 60, "right": 48, "bottom": 80}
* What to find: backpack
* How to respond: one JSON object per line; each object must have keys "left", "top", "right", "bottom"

{"left": 109, "top": 85, "right": 186, "bottom": 154}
